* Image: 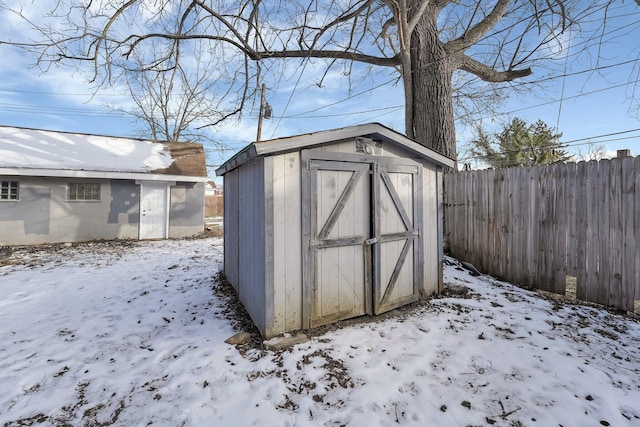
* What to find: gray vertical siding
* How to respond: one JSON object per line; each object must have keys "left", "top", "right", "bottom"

{"left": 237, "top": 158, "right": 267, "bottom": 334}
{"left": 223, "top": 169, "right": 240, "bottom": 292}
{"left": 169, "top": 182, "right": 205, "bottom": 237}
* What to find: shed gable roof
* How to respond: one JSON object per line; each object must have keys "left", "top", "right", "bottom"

{"left": 216, "top": 123, "right": 455, "bottom": 176}
{"left": 0, "top": 125, "right": 206, "bottom": 180}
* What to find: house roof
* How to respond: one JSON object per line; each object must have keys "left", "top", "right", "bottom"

{"left": 216, "top": 123, "right": 455, "bottom": 176}
{"left": 0, "top": 125, "right": 207, "bottom": 181}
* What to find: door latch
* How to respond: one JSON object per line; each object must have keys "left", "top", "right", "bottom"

{"left": 365, "top": 237, "right": 378, "bottom": 245}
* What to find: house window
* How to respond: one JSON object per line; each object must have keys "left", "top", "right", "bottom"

{"left": 0, "top": 181, "right": 19, "bottom": 200}
{"left": 68, "top": 183, "right": 100, "bottom": 201}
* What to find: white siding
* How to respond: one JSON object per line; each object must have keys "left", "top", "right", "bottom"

{"left": 319, "top": 139, "right": 356, "bottom": 153}
{"left": 421, "top": 162, "right": 441, "bottom": 294}
{"left": 270, "top": 153, "right": 303, "bottom": 335}
{"left": 0, "top": 177, "right": 139, "bottom": 245}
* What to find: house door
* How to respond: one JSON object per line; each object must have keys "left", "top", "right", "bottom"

{"left": 303, "top": 152, "right": 422, "bottom": 328}
{"left": 139, "top": 181, "right": 169, "bottom": 239}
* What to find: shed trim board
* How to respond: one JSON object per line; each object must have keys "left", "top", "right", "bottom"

{"left": 263, "top": 155, "right": 276, "bottom": 333}
{"left": 215, "top": 123, "right": 454, "bottom": 176}
{"left": 436, "top": 167, "right": 445, "bottom": 291}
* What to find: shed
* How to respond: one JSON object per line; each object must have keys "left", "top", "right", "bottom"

{"left": 216, "top": 123, "right": 455, "bottom": 338}
{"left": 0, "top": 125, "right": 208, "bottom": 245}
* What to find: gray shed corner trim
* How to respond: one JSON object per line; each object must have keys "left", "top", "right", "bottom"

{"left": 215, "top": 123, "right": 455, "bottom": 176}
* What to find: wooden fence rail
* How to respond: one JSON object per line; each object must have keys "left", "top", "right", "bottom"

{"left": 443, "top": 155, "right": 640, "bottom": 312}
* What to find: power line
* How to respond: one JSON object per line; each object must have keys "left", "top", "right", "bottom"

{"left": 0, "top": 88, "right": 129, "bottom": 97}
{"left": 281, "top": 104, "right": 403, "bottom": 119}
{"left": 0, "top": 103, "right": 127, "bottom": 118}
{"left": 499, "top": 79, "right": 640, "bottom": 116}
{"left": 561, "top": 127, "right": 640, "bottom": 145}
{"left": 283, "top": 77, "right": 400, "bottom": 118}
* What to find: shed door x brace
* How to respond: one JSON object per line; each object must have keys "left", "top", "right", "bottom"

{"left": 302, "top": 151, "right": 423, "bottom": 328}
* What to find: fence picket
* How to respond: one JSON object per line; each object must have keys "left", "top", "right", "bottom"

{"left": 487, "top": 169, "right": 496, "bottom": 275}
{"left": 527, "top": 166, "right": 540, "bottom": 289}
{"left": 476, "top": 170, "right": 487, "bottom": 272}
{"left": 507, "top": 168, "right": 517, "bottom": 284}
{"left": 575, "top": 161, "right": 587, "bottom": 299}
{"left": 539, "top": 165, "right": 553, "bottom": 290}
{"left": 597, "top": 160, "right": 611, "bottom": 306}
{"left": 496, "top": 169, "right": 509, "bottom": 280}
{"left": 585, "top": 160, "right": 600, "bottom": 302}
{"left": 566, "top": 163, "right": 577, "bottom": 276}
{"left": 553, "top": 164, "right": 567, "bottom": 295}
{"left": 608, "top": 158, "right": 623, "bottom": 309}
{"left": 635, "top": 156, "right": 640, "bottom": 304}
{"left": 621, "top": 156, "right": 635, "bottom": 311}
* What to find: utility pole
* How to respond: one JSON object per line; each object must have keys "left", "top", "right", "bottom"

{"left": 256, "top": 83, "right": 267, "bottom": 142}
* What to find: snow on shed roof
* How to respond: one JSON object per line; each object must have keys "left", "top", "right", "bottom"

{"left": 216, "top": 123, "right": 455, "bottom": 176}
{"left": 0, "top": 125, "right": 207, "bottom": 180}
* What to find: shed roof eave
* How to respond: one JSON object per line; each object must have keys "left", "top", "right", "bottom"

{"left": 215, "top": 123, "right": 455, "bottom": 175}
{"left": 215, "top": 144, "right": 258, "bottom": 176}
{"left": 0, "top": 167, "right": 209, "bottom": 182}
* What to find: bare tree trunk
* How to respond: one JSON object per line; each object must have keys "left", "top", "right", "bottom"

{"left": 409, "top": 8, "right": 457, "bottom": 165}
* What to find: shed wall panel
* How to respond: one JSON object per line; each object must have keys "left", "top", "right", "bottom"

{"left": 237, "top": 159, "right": 267, "bottom": 333}
{"left": 223, "top": 169, "right": 240, "bottom": 291}
{"left": 320, "top": 139, "right": 356, "bottom": 153}
{"left": 271, "top": 152, "right": 303, "bottom": 335}
{"left": 421, "top": 163, "right": 440, "bottom": 294}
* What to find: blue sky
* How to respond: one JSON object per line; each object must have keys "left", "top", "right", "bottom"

{"left": 1, "top": 2, "right": 639, "bottom": 177}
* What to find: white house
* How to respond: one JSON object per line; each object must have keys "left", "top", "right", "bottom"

{"left": 0, "top": 125, "right": 208, "bottom": 245}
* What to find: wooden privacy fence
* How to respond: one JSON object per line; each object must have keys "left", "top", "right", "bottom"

{"left": 444, "top": 155, "right": 640, "bottom": 312}
{"left": 205, "top": 192, "right": 224, "bottom": 217}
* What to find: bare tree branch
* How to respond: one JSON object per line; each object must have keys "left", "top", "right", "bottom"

{"left": 459, "top": 55, "right": 532, "bottom": 82}
{"left": 445, "top": 0, "right": 512, "bottom": 53}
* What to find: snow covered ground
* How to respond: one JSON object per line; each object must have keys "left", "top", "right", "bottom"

{"left": 1, "top": 237, "right": 639, "bottom": 426}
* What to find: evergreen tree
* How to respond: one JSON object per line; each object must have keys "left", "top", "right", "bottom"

{"left": 469, "top": 118, "right": 570, "bottom": 168}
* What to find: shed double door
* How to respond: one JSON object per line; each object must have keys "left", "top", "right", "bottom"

{"left": 303, "top": 152, "right": 422, "bottom": 328}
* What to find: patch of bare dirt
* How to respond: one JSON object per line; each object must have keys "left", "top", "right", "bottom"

{"left": 189, "top": 225, "right": 223, "bottom": 239}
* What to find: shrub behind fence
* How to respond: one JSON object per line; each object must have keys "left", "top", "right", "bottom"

{"left": 444, "top": 155, "right": 640, "bottom": 311}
